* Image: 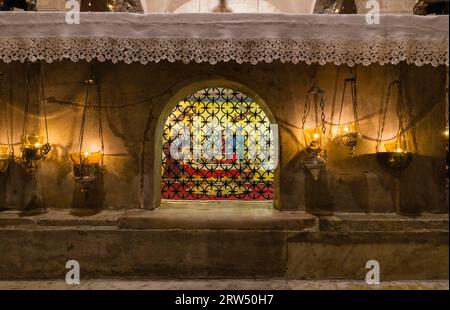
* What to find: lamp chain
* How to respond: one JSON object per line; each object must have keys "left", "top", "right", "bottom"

{"left": 22, "top": 64, "right": 30, "bottom": 139}
{"left": 0, "top": 71, "right": 11, "bottom": 149}
{"left": 78, "top": 66, "right": 104, "bottom": 164}
{"left": 377, "top": 80, "right": 397, "bottom": 152}
{"left": 338, "top": 67, "right": 359, "bottom": 130}
{"left": 39, "top": 64, "right": 50, "bottom": 145}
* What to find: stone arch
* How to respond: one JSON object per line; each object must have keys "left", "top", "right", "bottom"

{"left": 145, "top": 78, "right": 280, "bottom": 209}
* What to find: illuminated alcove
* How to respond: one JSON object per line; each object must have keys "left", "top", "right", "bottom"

{"left": 153, "top": 80, "right": 279, "bottom": 207}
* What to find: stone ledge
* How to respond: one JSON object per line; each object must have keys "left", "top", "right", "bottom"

{"left": 118, "top": 208, "right": 318, "bottom": 231}
{"left": 0, "top": 209, "right": 448, "bottom": 233}
{"left": 319, "top": 213, "right": 449, "bottom": 232}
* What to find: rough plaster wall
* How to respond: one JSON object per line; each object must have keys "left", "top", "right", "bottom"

{"left": 0, "top": 61, "right": 447, "bottom": 213}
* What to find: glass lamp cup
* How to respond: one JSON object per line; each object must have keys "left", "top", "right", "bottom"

{"left": 22, "top": 135, "right": 45, "bottom": 161}
{"left": 339, "top": 124, "right": 361, "bottom": 155}
{"left": 70, "top": 151, "right": 103, "bottom": 165}
{"left": 70, "top": 151, "right": 103, "bottom": 191}
{"left": 303, "top": 128, "right": 323, "bottom": 151}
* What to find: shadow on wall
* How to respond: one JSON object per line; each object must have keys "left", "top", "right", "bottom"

{"left": 0, "top": 161, "right": 42, "bottom": 211}
{"left": 0, "top": 161, "right": 105, "bottom": 212}
{"left": 71, "top": 174, "right": 105, "bottom": 211}
{"left": 281, "top": 149, "right": 448, "bottom": 215}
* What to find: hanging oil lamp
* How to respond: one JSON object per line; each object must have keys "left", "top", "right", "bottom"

{"left": 376, "top": 79, "right": 415, "bottom": 178}
{"left": 69, "top": 74, "right": 104, "bottom": 193}
{"left": 376, "top": 77, "right": 416, "bottom": 214}
{"left": 337, "top": 70, "right": 361, "bottom": 156}
{"left": 20, "top": 63, "right": 51, "bottom": 173}
{"left": 301, "top": 82, "right": 328, "bottom": 181}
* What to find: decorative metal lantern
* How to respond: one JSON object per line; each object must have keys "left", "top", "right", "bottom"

{"left": 337, "top": 71, "right": 361, "bottom": 156}
{"left": 376, "top": 78, "right": 416, "bottom": 178}
{"left": 303, "top": 148, "right": 327, "bottom": 181}
{"left": 70, "top": 152, "right": 103, "bottom": 193}
{"left": 20, "top": 63, "right": 51, "bottom": 173}
{"left": 376, "top": 149, "right": 413, "bottom": 178}
{"left": 70, "top": 74, "right": 104, "bottom": 194}
{"left": 376, "top": 74, "right": 418, "bottom": 214}
{"left": 301, "top": 79, "right": 328, "bottom": 181}
{"left": 20, "top": 135, "right": 51, "bottom": 171}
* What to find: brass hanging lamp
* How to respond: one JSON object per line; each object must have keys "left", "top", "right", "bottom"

{"left": 69, "top": 71, "right": 104, "bottom": 193}
{"left": 376, "top": 72, "right": 418, "bottom": 214}
{"left": 20, "top": 63, "right": 51, "bottom": 173}
{"left": 376, "top": 78, "right": 415, "bottom": 178}
{"left": 337, "top": 69, "right": 361, "bottom": 156}
{"left": 301, "top": 77, "right": 328, "bottom": 181}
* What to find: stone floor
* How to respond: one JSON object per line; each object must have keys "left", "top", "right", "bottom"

{"left": 0, "top": 280, "right": 448, "bottom": 290}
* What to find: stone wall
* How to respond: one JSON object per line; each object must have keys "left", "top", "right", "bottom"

{"left": 0, "top": 61, "right": 447, "bottom": 212}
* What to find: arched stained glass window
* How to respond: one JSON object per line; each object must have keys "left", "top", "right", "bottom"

{"left": 161, "top": 87, "right": 274, "bottom": 201}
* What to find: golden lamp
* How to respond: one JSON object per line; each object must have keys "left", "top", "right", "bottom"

{"left": 338, "top": 123, "right": 361, "bottom": 156}
{"left": 70, "top": 151, "right": 103, "bottom": 192}
{"left": 302, "top": 128, "right": 327, "bottom": 181}
{"left": 20, "top": 135, "right": 51, "bottom": 172}
{"left": 376, "top": 142, "right": 413, "bottom": 178}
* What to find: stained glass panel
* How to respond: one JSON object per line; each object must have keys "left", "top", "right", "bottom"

{"left": 161, "top": 87, "right": 274, "bottom": 200}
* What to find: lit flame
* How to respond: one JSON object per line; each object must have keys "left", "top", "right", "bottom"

{"left": 313, "top": 133, "right": 320, "bottom": 140}
{"left": 34, "top": 142, "right": 41, "bottom": 149}
{"left": 344, "top": 126, "right": 350, "bottom": 133}
{"left": 84, "top": 152, "right": 90, "bottom": 158}
{"left": 395, "top": 147, "right": 403, "bottom": 153}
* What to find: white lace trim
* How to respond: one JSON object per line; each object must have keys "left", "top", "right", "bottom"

{"left": 0, "top": 37, "right": 448, "bottom": 67}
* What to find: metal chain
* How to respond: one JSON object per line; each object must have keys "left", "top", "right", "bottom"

{"left": 78, "top": 66, "right": 105, "bottom": 164}
{"left": 78, "top": 85, "right": 90, "bottom": 155}
{"left": 96, "top": 83, "right": 105, "bottom": 165}
{"left": 0, "top": 71, "right": 11, "bottom": 149}
{"left": 301, "top": 92, "right": 310, "bottom": 131}
{"left": 22, "top": 64, "right": 30, "bottom": 139}
{"left": 338, "top": 67, "right": 359, "bottom": 129}
{"left": 328, "top": 67, "right": 340, "bottom": 139}
{"left": 377, "top": 80, "right": 398, "bottom": 152}
{"left": 399, "top": 67, "right": 419, "bottom": 153}
{"left": 351, "top": 69, "right": 360, "bottom": 131}
{"left": 338, "top": 76, "right": 347, "bottom": 126}
{"left": 320, "top": 94, "right": 326, "bottom": 134}
{"left": 39, "top": 63, "right": 50, "bottom": 144}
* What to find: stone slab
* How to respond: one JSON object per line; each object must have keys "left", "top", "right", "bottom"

{"left": 319, "top": 213, "right": 449, "bottom": 232}
{"left": 287, "top": 232, "right": 449, "bottom": 280}
{"left": 0, "top": 228, "right": 287, "bottom": 280}
{"left": 118, "top": 206, "right": 318, "bottom": 231}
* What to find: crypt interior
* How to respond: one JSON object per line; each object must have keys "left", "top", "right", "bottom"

{"left": 0, "top": 0, "right": 448, "bottom": 284}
